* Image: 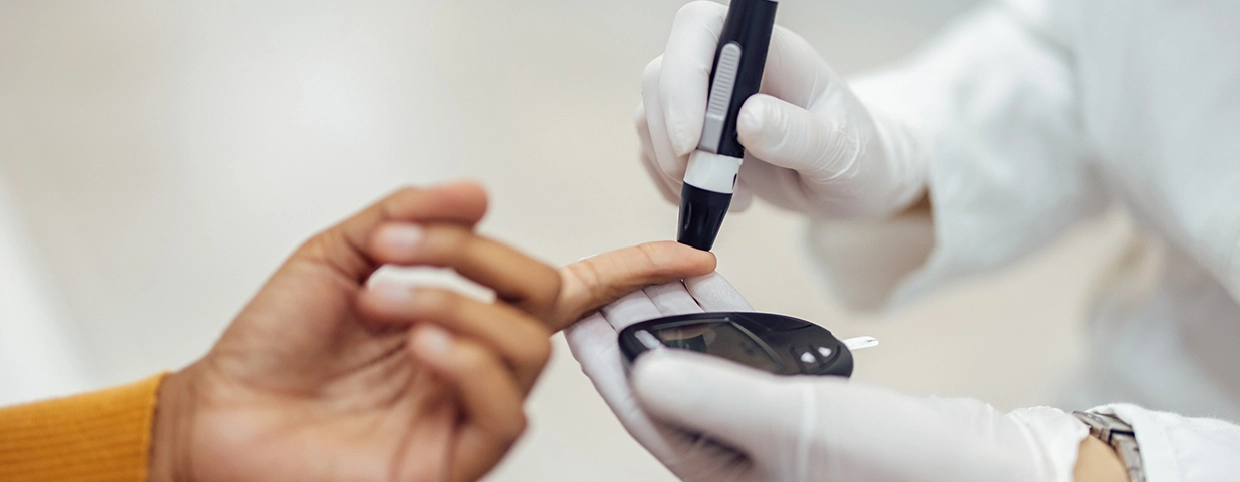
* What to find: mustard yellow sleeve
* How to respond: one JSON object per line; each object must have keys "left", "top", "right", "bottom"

{"left": 0, "top": 374, "right": 167, "bottom": 482}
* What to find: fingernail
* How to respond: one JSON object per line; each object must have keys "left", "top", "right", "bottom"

{"left": 415, "top": 326, "right": 452, "bottom": 356}
{"left": 371, "top": 283, "right": 410, "bottom": 304}
{"left": 379, "top": 223, "right": 423, "bottom": 251}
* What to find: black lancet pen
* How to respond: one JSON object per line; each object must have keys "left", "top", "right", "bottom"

{"left": 677, "top": 0, "right": 779, "bottom": 251}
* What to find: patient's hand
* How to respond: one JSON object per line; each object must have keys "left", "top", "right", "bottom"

{"left": 148, "top": 181, "right": 715, "bottom": 482}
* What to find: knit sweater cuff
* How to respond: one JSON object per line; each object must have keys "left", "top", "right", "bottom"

{"left": 0, "top": 373, "right": 168, "bottom": 482}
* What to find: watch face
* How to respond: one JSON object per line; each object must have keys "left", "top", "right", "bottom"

{"left": 619, "top": 312, "right": 853, "bottom": 377}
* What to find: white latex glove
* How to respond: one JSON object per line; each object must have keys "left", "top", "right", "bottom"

{"left": 564, "top": 272, "right": 761, "bottom": 481}
{"left": 566, "top": 273, "right": 1088, "bottom": 482}
{"left": 638, "top": 1, "right": 926, "bottom": 218}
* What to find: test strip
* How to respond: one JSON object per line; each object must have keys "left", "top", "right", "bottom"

{"left": 842, "top": 336, "right": 879, "bottom": 351}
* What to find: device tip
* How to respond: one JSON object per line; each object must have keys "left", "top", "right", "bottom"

{"left": 677, "top": 183, "right": 732, "bottom": 251}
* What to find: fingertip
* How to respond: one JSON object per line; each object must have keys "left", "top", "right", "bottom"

{"left": 637, "top": 240, "right": 717, "bottom": 276}
{"left": 630, "top": 350, "right": 791, "bottom": 452}
{"left": 431, "top": 180, "right": 489, "bottom": 221}
{"left": 736, "top": 94, "right": 781, "bottom": 149}
{"left": 630, "top": 350, "right": 714, "bottom": 411}
{"left": 659, "top": 84, "right": 700, "bottom": 157}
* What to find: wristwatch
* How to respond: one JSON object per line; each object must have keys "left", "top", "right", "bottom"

{"left": 1073, "top": 411, "right": 1146, "bottom": 482}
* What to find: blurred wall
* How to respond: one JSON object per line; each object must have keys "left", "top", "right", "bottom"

{"left": 0, "top": 1, "right": 1128, "bottom": 480}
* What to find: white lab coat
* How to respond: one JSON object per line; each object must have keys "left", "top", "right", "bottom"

{"left": 806, "top": 1, "right": 1240, "bottom": 479}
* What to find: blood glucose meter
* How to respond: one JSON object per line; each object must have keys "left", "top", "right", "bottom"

{"left": 618, "top": 312, "right": 875, "bottom": 377}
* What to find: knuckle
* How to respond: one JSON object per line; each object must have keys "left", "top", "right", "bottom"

{"left": 391, "top": 185, "right": 419, "bottom": 199}
{"left": 566, "top": 260, "right": 606, "bottom": 302}
{"left": 642, "top": 56, "right": 662, "bottom": 78}
{"left": 517, "top": 333, "right": 553, "bottom": 369}
{"left": 634, "top": 103, "right": 651, "bottom": 131}
{"left": 634, "top": 242, "right": 670, "bottom": 278}
{"left": 499, "top": 410, "right": 528, "bottom": 441}
{"left": 383, "top": 185, "right": 421, "bottom": 215}
{"left": 294, "top": 229, "right": 368, "bottom": 279}
{"left": 530, "top": 267, "right": 562, "bottom": 315}
{"left": 641, "top": 57, "right": 664, "bottom": 91}
{"left": 295, "top": 231, "right": 330, "bottom": 258}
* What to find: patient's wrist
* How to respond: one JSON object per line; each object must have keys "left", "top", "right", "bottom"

{"left": 150, "top": 364, "right": 196, "bottom": 482}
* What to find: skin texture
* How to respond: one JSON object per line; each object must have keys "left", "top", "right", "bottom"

{"left": 1075, "top": 436, "right": 1130, "bottom": 482}
{"left": 147, "top": 181, "right": 716, "bottom": 482}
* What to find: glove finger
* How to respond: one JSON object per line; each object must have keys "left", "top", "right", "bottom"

{"left": 600, "top": 288, "right": 663, "bottom": 331}
{"left": 684, "top": 272, "right": 754, "bottom": 312}
{"left": 564, "top": 316, "right": 684, "bottom": 458}
{"left": 735, "top": 155, "right": 810, "bottom": 212}
{"left": 632, "top": 350, "right": 804, "bottom": 456}
{"left": 643, "top": 281, "right": 704, "bottom": 316}
{"left": 636, "top": 102, "right": 683, "bottom": 204}
{"left": 643, "top": 56, "right": 690, "bottom": 182}
{"left": 737, "top": 94, "right": 862, "bottom": 180}
{"left": 659, "top": 0, "right": 727, "bottom": 156}
{"left": 756, "top": 26, "right": 837, "bottom": 106}
{"left": 567, "top": 314, "right": 753, "bottom": 480}
{"left": 565, "top": 312, "right": 624, "bottom": 401}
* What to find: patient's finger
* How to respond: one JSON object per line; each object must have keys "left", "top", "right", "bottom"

{"left": 408, "top": 326, "right": 527, "bottom": 482}
{"left": 359, "top": 286, "right": 552, "bottom": 393}
{"left": 551, "top": 241, "right": 716, "bottom": 331}
{"left": 368, "top": 223, "right": 562, "bottom": 319}
{"left": 292, "top": 182, "right": 489, "bottom": 283}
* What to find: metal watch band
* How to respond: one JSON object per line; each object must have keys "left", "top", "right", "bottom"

{"left": 1073, "top": 411, "right": 1146, "bottom": 482}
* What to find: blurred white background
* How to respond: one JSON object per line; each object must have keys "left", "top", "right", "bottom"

{"left": 0, "top": 1, "right": 1129, "bottom": 480}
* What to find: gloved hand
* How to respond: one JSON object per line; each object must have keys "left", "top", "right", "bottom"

{"left": 567, "top": 273, "right": 1089, "bottom": 482}
{"left": 565, "top": 272, "right": 760, "bottom": 481}
{"left": 638, "top": 1, "right": 926, "bottom": 218}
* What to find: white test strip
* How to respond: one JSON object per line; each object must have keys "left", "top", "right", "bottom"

{"left": 843, "top": 336, "right": 879, "bottom": 351}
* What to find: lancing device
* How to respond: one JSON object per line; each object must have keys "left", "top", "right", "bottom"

{"left": 677, "top": 0, "right": 779, "bottom": 251}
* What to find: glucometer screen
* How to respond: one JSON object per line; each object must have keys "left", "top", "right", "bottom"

{"left": 650, "top": 321, "right": 783, "bottom": 373}
{"left": 620, "top": 312, "right": 854, "bottom": 377}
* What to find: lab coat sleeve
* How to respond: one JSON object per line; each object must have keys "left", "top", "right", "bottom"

{"left": 1089, "top": 403, "right": 1240, "bottom": 482}
{"left": 804, "top": 0, "right": 1110, "bottom": 311}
